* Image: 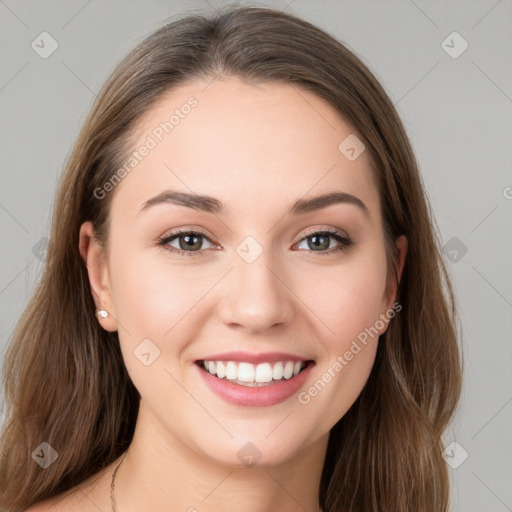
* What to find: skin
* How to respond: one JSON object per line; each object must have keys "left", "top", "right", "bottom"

{"left": 33, "top": 76, "right": 406, "bottom": 511}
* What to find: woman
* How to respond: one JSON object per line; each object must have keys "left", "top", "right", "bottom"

{"left": 0, "top": 5, "right": 462, "bottom": 512}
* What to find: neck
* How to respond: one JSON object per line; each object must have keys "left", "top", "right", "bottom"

{"left": 113, "top": 400, "right": 327, "bottom": 512}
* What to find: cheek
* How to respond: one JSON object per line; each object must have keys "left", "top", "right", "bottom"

{"left": 108, "top": 243, "right": 218, "bottom": 358}
{"left": 296, "top": 264, "right": 385, "bottom": 430}
{"left": 303, "top": 245, "right": 389, "bottom": 343}
{"left": 296, "top": 245, "right": 386, "bottom": 415}
{"left": 107, "top": 248, "right": 211, "bottom": 396}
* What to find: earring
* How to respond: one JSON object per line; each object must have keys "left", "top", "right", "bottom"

{"left": 96, "top": 309, "right": 109, "bottom": 319}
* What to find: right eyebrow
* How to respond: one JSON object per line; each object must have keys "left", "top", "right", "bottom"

{"left": 139, "top": 189, "right": 370, "bottom": 219}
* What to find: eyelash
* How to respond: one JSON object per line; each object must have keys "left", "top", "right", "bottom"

{"left": 157, "top": 227, "right": 353, "bottom": 258}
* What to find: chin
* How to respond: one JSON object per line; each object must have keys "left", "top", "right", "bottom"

{"left": 192, "top": 431, "right": 308, "bottom": 469}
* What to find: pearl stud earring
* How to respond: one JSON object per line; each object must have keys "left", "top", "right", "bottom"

{"left": 96, "top": 310, "right": 109, "bottom": 319}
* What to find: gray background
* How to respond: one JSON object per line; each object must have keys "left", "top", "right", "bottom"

{"left": 1, "top": 0, "right": 511, "bottom": 510}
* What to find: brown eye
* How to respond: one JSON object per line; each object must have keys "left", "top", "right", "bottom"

{"left": 172, "top": 233, "right": 204, "bottom": 251}
{"left": 295, "top": 230, "right": 353, "bottom": 256}
{"left": 158, "top": 229, "right": 215, "bottom": 257}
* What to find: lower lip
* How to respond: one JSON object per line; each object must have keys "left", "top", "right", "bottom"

{"left": 195, "top": 361, "right": 315, "bottom": 407}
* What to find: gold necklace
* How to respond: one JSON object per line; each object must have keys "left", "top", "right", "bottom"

{"left": 110, "top": 452, "right": 127, "bottom": 512}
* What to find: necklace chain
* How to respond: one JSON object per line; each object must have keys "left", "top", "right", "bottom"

{"left": 110, "top": 452, "right": 126, "bottom": 512}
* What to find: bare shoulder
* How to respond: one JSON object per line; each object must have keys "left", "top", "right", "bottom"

{"left": 24, "top": 461, "right": 116, "bottom": 512}
{"left": 24, "top": 488, "right": 87, "bottom": 512}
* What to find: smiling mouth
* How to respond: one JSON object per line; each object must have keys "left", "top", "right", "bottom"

{"left": 195, "top": 359, "right": 315, "bottom": 387}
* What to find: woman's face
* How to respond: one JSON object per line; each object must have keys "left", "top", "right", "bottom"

{"left": 83, "top": 76, "right": 405, "bottom": 468}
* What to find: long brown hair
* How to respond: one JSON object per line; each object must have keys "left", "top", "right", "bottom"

{"left": 0, "top": 5, "right": 462, "bottom": 511}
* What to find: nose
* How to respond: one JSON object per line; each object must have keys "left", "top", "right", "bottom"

{"left": 217, "top": 253, "right": 295, "bottom": 335}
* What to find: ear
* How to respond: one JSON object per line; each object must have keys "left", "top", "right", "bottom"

{"left": 392, "top": 234, "right": 407, "bottom": 296}
{"left": 379, "top": 234, "right": 407, "bottom": 334}
{"left": 79, "top": 221, "right": 118, "bottom": 332}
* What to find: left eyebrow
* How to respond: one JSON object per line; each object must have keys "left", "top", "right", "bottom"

{"left": 290, "top": 191, "right": 370, "bottom": 218}
{"left": 139, "top": 190, "right": 225, "bottom": 215}
{"left": 139, "top": 189, "right": 370, "bottom": 218}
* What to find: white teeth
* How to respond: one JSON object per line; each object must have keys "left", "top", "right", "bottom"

{"left": 216, "top": 361, "right": 226, "bottom": 379}
{"left": 201, "top": 359, "right": 307, "bottom": 385}
{"left": 225, "top": 361, "right": 238, "bottom": 380}
{"left": 237, "top": 362, "right": 255, "bottom": 383}
{"left": 283, "top": 361, "right": 294, "bottom": 379}
{"left": 272, "top": 362, "right": 283, "bottom": 380}
{"left": 255, "top": 363, "right": 273, "bottom": 383}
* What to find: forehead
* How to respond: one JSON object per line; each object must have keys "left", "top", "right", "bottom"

{"left": 112, "top": 76, "right": 379, "bottom": 221}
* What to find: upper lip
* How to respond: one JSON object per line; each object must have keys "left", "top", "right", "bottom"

{"left": 196, "top": 351, "right": 314, "bottom": 365}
